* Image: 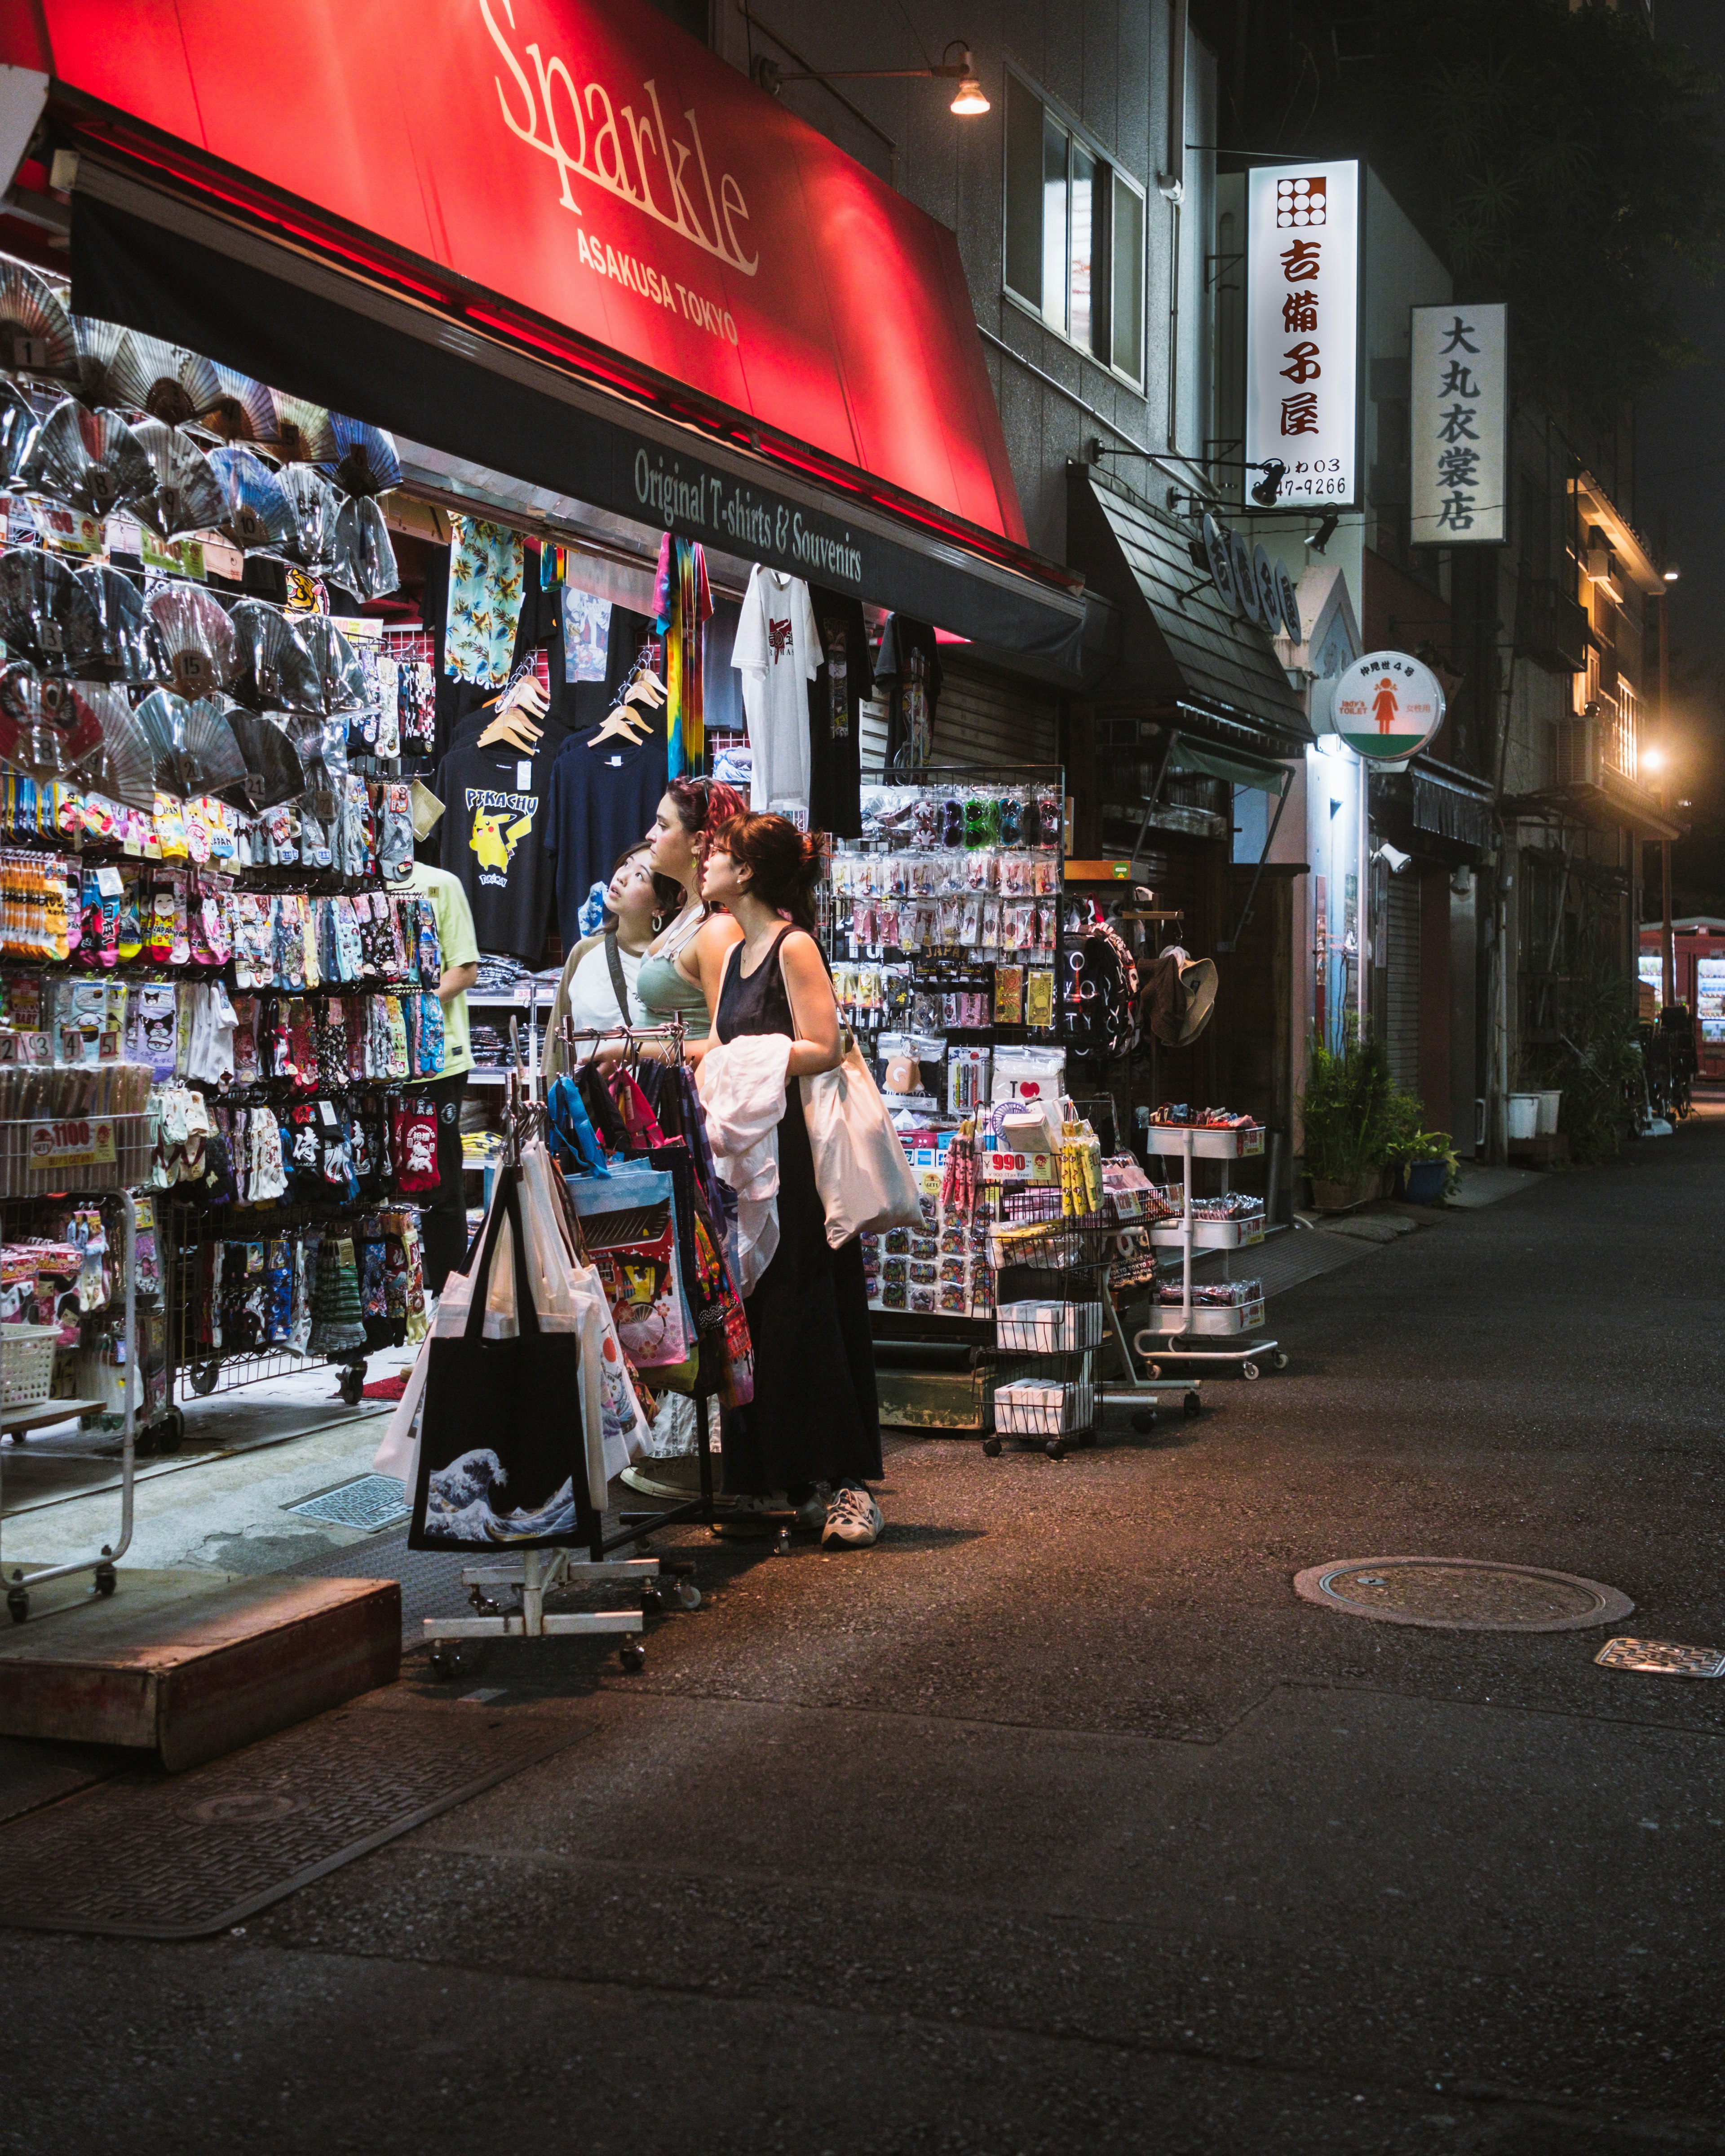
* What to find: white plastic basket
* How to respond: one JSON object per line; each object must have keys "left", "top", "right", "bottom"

{"left": 995, "top": 1300, "right": 1104, "bottom": 1352}
{"left": 0, "top": 1321, "right": 62, "bottom": 1405}
{"left": 994, "top": 1376, "right": 1095, "bottom": 1435}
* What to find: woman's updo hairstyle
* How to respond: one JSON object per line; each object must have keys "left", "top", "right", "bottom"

{"left": 665, "top": 776, "right": 748, "bottom": 865}
{"left": 712, "top": 810, "right": 823, "bottom": 934}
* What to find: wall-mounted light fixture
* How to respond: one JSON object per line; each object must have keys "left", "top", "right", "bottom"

{"left": 754, "top": 41, "right": 990, "bottom": 117}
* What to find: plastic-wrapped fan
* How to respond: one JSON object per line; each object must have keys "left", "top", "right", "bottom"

{"left": 221, "top": 706, "right": 305, "bottom": 811}
{"left": 205, "top": 443, "right": 296, "bottom": 551}
{"left": 179, "top": 694, "right": 249, "bottom": 796}
{"left": 146, "top": 583, "right": 238, "bottom": 700}
{"left": 20, "top": 398, "right": 155, "bottom": 518}
{"left": 0, "top": 380, "right": 37, "bottom": 486}
{"left": 0, "top": 548, "right": 101, "bottom": 671}
{"left": 115, "top": 333, "right": 222, "bottom": 426}
{"left": 276, "top": 462, "right": 339, "bottom": 568}
{"left": 0, "top": 261, "right": 76, "bottom": 378}
{"left": 132, "top": 687, "right": 190, "bottom": 795}
{"left": 229, "top": 597, "right": 321, "bottom": 712}
{"left": 76, "top": 564, "right": 170, "bottom": 685}
{"left": 331, "top": 493, "right": 400, "bottom": 600}
{"left": 64, "top": 681, "right": 158, "bottom": 810}
{"left": 70, "top": 316, "right": 135, "bottom": 405}
{"left": 200, "top": 365, "right": 278, "bottom": 444}
{"left": 322, "top": 414, "right": 401, "bottom": 498}
{"left": 295, "top": 613, "right": 367, "bottom": 713}
{"left": 0, "top": 659, "right": 106, "bottom": 779}
{"left": 129, "top": 417, "right": 224, "bottom": 540}
{"left": 272, "top": 393, "right": 337, "bottom": 465}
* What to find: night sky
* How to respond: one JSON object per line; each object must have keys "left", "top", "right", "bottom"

{"left": 1636, "top": 0, "right": 1725, "bottom": 902}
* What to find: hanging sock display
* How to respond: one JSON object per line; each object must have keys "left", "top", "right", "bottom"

{"left": 654, "top": 531, "right": 712, "bottom": 779}
{"left": 445, "top": 516, "right": 526, "bottom": 687}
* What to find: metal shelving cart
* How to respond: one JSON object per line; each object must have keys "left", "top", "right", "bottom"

{"left": 0, "top": 1110, "right": 155, "bottom": 1623}
{"left": 975, "top": 1204, "right": 1115, "bottom": 1460}
{"left": 1132, "top": 1122, "right": 1287, "bottom": 1381}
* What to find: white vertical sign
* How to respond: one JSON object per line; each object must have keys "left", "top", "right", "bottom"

{"left": 1409, "top": 302, "right": 1508, "bottom": 546}
{"left": 1244, "top": 162, "right": 1360, "bottom": 509}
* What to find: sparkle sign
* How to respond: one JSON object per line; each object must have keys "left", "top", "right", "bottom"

{"left": 1245, "top": 163, "right": 1360, "bottom": 509}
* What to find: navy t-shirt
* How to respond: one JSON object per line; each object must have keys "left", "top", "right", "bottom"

{"left": 544, "top": 727, "right": 670, "bottom": 952}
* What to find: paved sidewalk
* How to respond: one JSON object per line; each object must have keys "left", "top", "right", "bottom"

{"left": 5, "top": 1124, "right": 1725, "bottom": 2153}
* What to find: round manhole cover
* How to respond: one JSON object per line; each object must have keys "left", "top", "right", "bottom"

{"left": 188, "top": 1791, "right": 306, "bottom": 1825}
{"left": 1293, "top": 1557, "right": 1634, "bottom": 1632}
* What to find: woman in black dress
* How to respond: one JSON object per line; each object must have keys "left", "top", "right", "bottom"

{"left": 699, "top": 811, "right": 883, "bottom": 1548}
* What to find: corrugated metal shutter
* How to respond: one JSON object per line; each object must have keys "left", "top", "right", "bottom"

{"left": 859, "top": 658, "right": 1058, "bottom": 776}
{"left": 1384, "top": 874, "right": 1421, "bottom": 1092}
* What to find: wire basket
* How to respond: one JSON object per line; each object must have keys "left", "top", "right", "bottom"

{"left": 974, "top": 1345, "right": 1096, "bottom": 1436}
{"left": 995, "top": 1299, "right": 1104, "bottom": 1353}
{"left": 0, "top": 1113, "right": 156, "bottom": 1198}
{"left": 0, "top": 1321, "right": 62, "bottom": 1405}
{"left": 986, "top": 1211, "right": 1119, "bottom": 1274}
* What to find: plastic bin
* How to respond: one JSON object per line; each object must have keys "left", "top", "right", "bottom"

{"left": 0, "top": 1322, "right": 62, "bottom": 1405}
{"left": 1506, "top": 1094, "right": 1540, "bottom": 1141}
{"left": 1537, "top": 1089, "right": 1562, "bottom": 1136}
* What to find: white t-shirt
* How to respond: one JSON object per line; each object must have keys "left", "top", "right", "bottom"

{"left": 566, "top": 938, "right": 645, "bottom": 1037}
{"left": 733, "top": 565, "right": 820, "bottom": 813}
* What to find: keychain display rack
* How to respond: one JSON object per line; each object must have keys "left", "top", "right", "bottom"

{"left": 0, "top": 1187, "right": 139, "bottom": 1623}
{"left": 1133, "top": 1122, "right": 1287, "bottom": 1382}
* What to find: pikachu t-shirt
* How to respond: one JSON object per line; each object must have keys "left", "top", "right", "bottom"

{"left": 434, "top": 740, "right": 553, "bottom": 964}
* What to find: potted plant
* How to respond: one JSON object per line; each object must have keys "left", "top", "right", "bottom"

{"left": 1384, "top": 1127, "right": 1458, "bottom": 1205}
{"left": 1298, "top": 1033, "right": 1393, "bottom": 1210}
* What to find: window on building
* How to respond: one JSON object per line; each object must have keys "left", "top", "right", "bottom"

{"left": 1004, "top": 72, "right": 1145, "bottom": 387}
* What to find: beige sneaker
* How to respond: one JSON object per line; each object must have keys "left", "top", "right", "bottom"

{"left": 821, "top": 1484, "right": 883, "bottom": 1549}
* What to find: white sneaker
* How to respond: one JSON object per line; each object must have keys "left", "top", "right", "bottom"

{"left": 821, "top": 1483, "right": 883, "bottom": 1550}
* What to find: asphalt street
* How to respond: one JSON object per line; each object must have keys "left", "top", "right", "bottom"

{"left": 5, "top": 1120, "right": 1725, "bottom": 2154}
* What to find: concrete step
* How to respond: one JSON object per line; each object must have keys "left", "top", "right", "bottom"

{"left": 0, "top": 1572, "right": 400, "bottom": 1771}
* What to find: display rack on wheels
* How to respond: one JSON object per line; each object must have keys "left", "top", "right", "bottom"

{"left": 975, "top": 1201, "right": 1111, "bottom": 1460}
{"left": 1133, "top": 1121, "right": 1287, "bottom": 1381}
{"left": 0, "top": 1111, "right": 153, "bottom": 1624}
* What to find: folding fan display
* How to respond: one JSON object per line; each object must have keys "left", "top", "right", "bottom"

{"left": 62, "top": 681, "right": 158, "bottom": 811}
{"left": 0, "top": 380, "right": 36, "bottom": 486}
{"left": 205, "top": 443, "right": 296, "bottom": 550}
{"left": 200, "top": 365, "right": 278, "bottom": 444}
{"left": 0, "top": 262, "right": 76, "bottom": 379}
{"left": 146, "top": 583, "right": 238, "bottom": 700}
{"left": 130, "top": 418, "right": 225, "bottom": 540}
{"left": 19, "top": 399, "right": 156, "bottom": 518}
{"left": 70, "top": 316, "right": 134, "bottom": 406}
{"left": 131, "top": 686, "right": 248, "bottom": 799}
{"left": 0, "top": 659, "right": 106, "bottom": 780}
{"left": 222, "top": 706, "right": 305, "bottom": 811}
{"left": 76, "top": 564, "right": 171, "bottom": 685}
{"left": 0, "top": 548, "right": 102, "bottom": 671}
{"left": 331, "top": 494, "right": 400, "bottom": 601}
{"left": 295, "top": 613, "right": 368, "bottom": 712}
{"left": 272, "top": 393, "right": 338, "bottom": 466}
{"left": 229, "top": 598, "right": 321, "bottom": 712}
{"left": 276, "top": 463, "right": 339, "bottom": 568}
{"left": 118, "top": 334, "right": 223, "bottom": 426}
{"left": 131, "top": 686, "right": 187, "bottom": 794}
{"left": 322, "top": 414, "right": 401, "bottom": 498}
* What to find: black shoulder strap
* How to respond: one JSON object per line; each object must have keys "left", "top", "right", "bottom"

{"left": 604, "top": 931, "right": 632, "bottom": 1025}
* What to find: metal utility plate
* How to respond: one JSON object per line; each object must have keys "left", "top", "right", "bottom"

{"left": 1596, "top": 1636, "right": 1725, "bottom": 1678}
{"left": 1294, "top": 1556, "right": 1635, "bottom": 1633}
{"left": 287, "top": 1474, "right": 411, "bottom": 1533}
{"left": 0, "top": 1703, "right": 578, "bottom": 1937}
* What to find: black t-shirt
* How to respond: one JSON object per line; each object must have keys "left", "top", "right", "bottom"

{"left": 544, "top": 725, "right": 669, "bottom": 951}
{"left": 434, "top": 738, "right": 557, "bottom": 963}
{"left": 873, "top": 614, "right": 942, "bottom": 769}
{"left": 806, "top": 586, "right": 872, "bottom": 839}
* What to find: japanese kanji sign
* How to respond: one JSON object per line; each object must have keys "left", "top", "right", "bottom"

{"left": 1245, "top": 164, "right": 1360, "bottom": 509}
{"left": 1331, "top": 650, "right": 1446, "bottom": 763}
{"left": 1409, "top": 303, "right": 1508, "bottom": 546}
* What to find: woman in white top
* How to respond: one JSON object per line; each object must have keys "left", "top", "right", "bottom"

{"left": 544, "top": 844, "right": 680, "bottom": 1075}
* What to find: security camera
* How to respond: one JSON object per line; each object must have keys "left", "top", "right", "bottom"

{"left": 1376, "top": 843, "right": 1412, "bottom": 874}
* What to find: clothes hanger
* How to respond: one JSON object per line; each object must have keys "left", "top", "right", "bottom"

{"left": 586, "top": 649, "right": 665, "bottom": 750}
{"left": 477, "top": 665, "right": 550, "bottom": 754}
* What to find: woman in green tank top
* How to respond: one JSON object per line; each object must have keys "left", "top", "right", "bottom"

{"left": 635, "top": 778, "right": 746, "bottom": 1063}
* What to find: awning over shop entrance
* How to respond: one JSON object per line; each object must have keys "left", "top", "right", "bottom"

{"left": 1165, "top": 734, "right": 1290, "bottom": 796}
{"left": 68, "top": 178, "right": 1085, "bottom": 667}
{"left": 1067, "top": 468, "right": 1312, "bottom": 751}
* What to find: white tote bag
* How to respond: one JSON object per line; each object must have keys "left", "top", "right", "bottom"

{"left": 800, "top": 1036, "right": 924, "bottom": 1248}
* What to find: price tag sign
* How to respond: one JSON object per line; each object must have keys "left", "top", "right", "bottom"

{"left": 27, "top": 1118, "right": 117, "bottom": 1170}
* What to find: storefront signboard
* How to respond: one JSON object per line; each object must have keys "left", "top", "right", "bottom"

{"left": 10, "top": 0, "right": 1025, "bottom": 549}
{"left": 1409, "top": 302, "right": 1508, "bottom": 547}
{"left": 1244, "top": 162, "right": 1360, "bottom": 510}
{"left": 1331, "top": 649, "right": 1446, "bottom": 763}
